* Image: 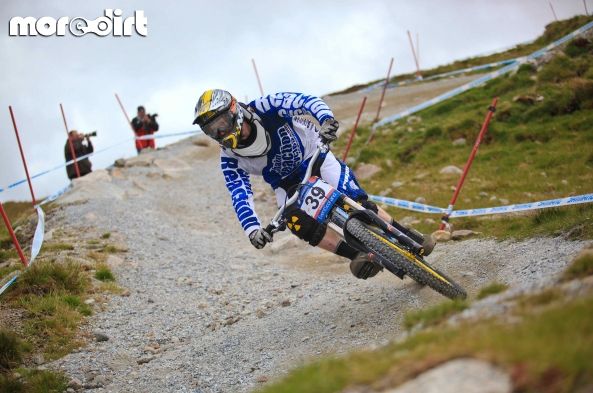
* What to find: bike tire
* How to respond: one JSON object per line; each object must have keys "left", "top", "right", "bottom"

{"left": 346, "top": 218, "right": 467, "bottom": 300}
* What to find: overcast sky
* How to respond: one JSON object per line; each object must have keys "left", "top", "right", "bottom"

{"left": 0, "top": 0, "right": 589, "bottom": 202}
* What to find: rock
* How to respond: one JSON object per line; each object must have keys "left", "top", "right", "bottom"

{"left": 113, "top": 158, "right": 126, "bottom": 167}
{"left": 414, "top": 172, "right": 429, "bottom": 180}
{"left": 84, "top": 298, "right": 95, "bottom": 305}
{"left": 561, "top": 179, "right": 568, "bottom": 185}
{"left": 268, "top": 235, "right": 301, "bottom": 255}
{"left": 479, "top": 191, "right": 489, "bottom": 198}
{"left": 379, "top": 188, "right": 392, "bottom": 197}
{"left": 385, "top": 159, "right": 393, "bottom": 168}
{"left": 415, "top": 196, "right": 426, "bottom": 204}
{"left": 137, "top": 355, "right": 155, "bottom": 365}
{"left": 406, "top": 115, "right": 422, "bottom": 124}
{"left": 424, "top": 218, "right": 436, "bottom": 225}
{"left": 255, "top": 309, "right": 266, "bottom": 318}
{"left": 355, "top": 163, "right": 381, "bottom": 180}
{"left": 154, "top": 158, "right": 191, "bottom": 179}
{"left": 110, "top": 167, "right": 126, "bottom": 179}
{"left": 490, "top": 196, "right": 497, "bottom": 201}
{"left": 383, "top": 358, "right": 511, "bottom": 393}
{"left": 58, "top": 170, "right": 124, "bottom": 204}
{"left": 125, "top": 154, "right": 154, "bottom": 167}
{"left": 32, "top": 353, "right": 45, "bottom": 365}
{"left": 452, "top": 137, "right": 466, "bottom": 146}
{"left": 121, "top": 289, "right": 131, "bottom": 297}
{"left": 256, "top": 375, "right": 269, "bottom": 383}
{"left": 399, "top": 216, "right": 419, "bottom": 226}
{"left": 391, "top": 181, "right": 404, "bottom": 188}
{"left": 451, "top": 230, "right": 479, "bottom": 240}
{"left": 499, "top": 198, "right": 509, "bottom": 205}
{"left": 91, "top": 375, "right": 109, "bottom": 387}
{"left": 432, "top": 230, "right": 451, "bottom": 242}
{"left": 439, "top": 165, "right": 463, "bottom": 175}
{"left": 94, "top": 332, "right": 109, "bottom": 342}
{"left": 280, "top": 299, "right": 291, "bottom": 307}
{"left": 513, "top": 95, "right": 537, "bottom": 105}
{"left": 106, "top": 254, "right": 124, "bottom": 267}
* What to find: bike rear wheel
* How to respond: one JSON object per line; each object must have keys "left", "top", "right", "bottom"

{"left": 346, "top": 218, "right": 467, "bottom": 299}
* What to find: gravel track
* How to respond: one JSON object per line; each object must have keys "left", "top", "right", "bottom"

{"left": 49, "top": 138, "right": 586, "bottom": 393}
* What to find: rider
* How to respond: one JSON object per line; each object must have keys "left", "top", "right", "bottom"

{"left": 193, "top": 89, "right": 434, "bottom": 279}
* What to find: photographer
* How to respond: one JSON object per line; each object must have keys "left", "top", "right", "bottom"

{"left": 64, "top": 130, "right": 94, "bottom": 180}
{"left": 131, "top": 105, "right": 159, "bottom": 153}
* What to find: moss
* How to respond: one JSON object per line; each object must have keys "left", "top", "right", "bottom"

{"left": 95, "top": 264, "right": 115, "bottom": 282}
{"left": 561, "top": 250, "right": 593, "bottom": 282}
{"left": 476, "top": 282, "right": 509, "bottom": 300}
{"left": 403, "top": 300, "right": 468, "bottom": 330}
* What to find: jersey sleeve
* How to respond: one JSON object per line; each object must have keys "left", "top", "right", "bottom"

{"left": 220, "top": 150, "right": 261, "bottom": 236}
{"left": 250, "top": 92, "right": 334, "bottom": 125}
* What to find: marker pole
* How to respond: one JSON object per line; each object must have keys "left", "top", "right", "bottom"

{"left": 407, "top": 30, "right": 422, "bottom": 79}
{"left": 342, "top": 96, "right": 367, "bottom": 161}
{"left": 251, "top": 59, "right": 265, "bottom": 97}
{"left": 60, "top": 104, "right": 81, "bottom": 178}
{"left": 8, "top": 106, "right": 36, "bottom": 206}
{"left": 0, "top": 202, "right": 28, "bottom": 267}
{"left": 368, "top": 57, "right": 394, "bottom": 143}
{"left": 439, "top": 98, "right": 498, "bottom": 230}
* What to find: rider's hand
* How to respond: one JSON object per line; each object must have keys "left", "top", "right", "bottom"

{"left": 319, "top": 118, "right": 339, "bottom": 142}
{"left": 249, "top": 228, "right": 273, "bottom": 249}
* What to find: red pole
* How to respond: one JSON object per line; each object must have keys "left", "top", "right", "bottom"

{"left": 407, "top": 30, "right": 422, "bottom": 79}
{"left": 372, "top": 57, "right": 394, "bottom": 125}
{"left": 439, "top": 97, "right": 498, "bottom": 230}
{"left": 60, "top": 104, "right": 81, "bottom": 178}
{"left": 342, "top": 96, "right": 367, "bottom": 162}
{"left": 8, "top": 106, "right": 36, "bottom": 206}
{"left": 0, "top": 202, "right": 28, "bottom": 267}
{"left": 549, "top": 1, "right": 558, "bottom": 21}
{"left": 115, "top": 93, "right": 134, "bottom": 131}
{"left": 251, "top": 58, "right": 264, "bottom": 97}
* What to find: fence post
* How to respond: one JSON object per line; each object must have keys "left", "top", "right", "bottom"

{"left": 60, "top": 104, "right": 81, "bottom": 178}
{"left": 8, "top": 106, "right": 36, "bottom": 206}
{"left": 342, "top": 96, "right": 367, "bottom": 162}
{"left": 439, "top": 97, "right": 498, "bottom": 230}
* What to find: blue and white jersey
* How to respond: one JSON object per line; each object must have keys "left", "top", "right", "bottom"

{"left": 220, "top": 92, "right": 334, "bottom": 236}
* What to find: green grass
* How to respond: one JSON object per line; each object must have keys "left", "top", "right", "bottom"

{"left": 0, "top": 368, "right": 67, "bottom": 393}
{"left": 101, "top": 232, "right": 111, "bottom": 239}
{"left": 259, "top": 294, "right": 593, "bottom": 393}
{"left": 40, "top": 243, "right": 74, "bottom": 252}
{"left": 13, "top": 260, "right": 88, "bottom": 297}
{"left": 476, "top": 282, "right": 509, "bottom": 300}
{"left": 0, "top": 330, "right": 25, "bottom": 371}
{"left": 95, "top": 264, "right": 115, "bottom": 282}
{"left": 333, "top": 17, "right": 593, "bottom": 240}
{"left": 100, "top": 244, "right": 127, "bottom": 253}
{"left": 561, "top": 250, "right": 593, "bottom": 281}
{"left": 403, "top": 299, "right": 468, "bottom": 330}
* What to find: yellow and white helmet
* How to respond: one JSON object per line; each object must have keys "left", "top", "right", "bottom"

{"left": 193, "top": 89, "right": 244, "bottom": 149}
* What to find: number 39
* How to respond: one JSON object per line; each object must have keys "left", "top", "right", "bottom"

{"left": 305, "top": 186, "right": 326, "bottom": 209}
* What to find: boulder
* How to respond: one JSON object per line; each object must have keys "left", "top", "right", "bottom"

{"left": 57, "top": 170, "right": 125, "bottom": 204}
{"left": 439, "top": 165, "right": 463, "bottom": 175}
{"left": 125, "top": 154, "right": 154, "bottom": 167}
{"left": 452, "top": 138, "right": 466, "bottom": 146}
{"left": 451, "top": 230, "right": 480, "bottom": 240}
{"left": 432, "top": 230, "right": 451, "bottom": 242}
{"left": 355, "top": 163, "right": 381, "bottom": 180}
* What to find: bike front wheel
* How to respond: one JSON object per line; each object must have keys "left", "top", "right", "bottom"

{"left": 346, "top": 218, "right": 467, "bottom": 299}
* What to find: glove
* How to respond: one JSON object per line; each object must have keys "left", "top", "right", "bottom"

{"left": 319, "top": 118, "right": 339, "bottom": 142}
{"left": 249, "top": 228, "right": 273, "bottom": 249}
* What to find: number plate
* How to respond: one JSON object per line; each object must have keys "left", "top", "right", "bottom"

{"left": 297, "top": 177, "right": 341, "bottom": 223}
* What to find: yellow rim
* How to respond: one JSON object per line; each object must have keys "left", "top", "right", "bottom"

{"left": 369, "top": 231, "right": 452, "bottom": 285}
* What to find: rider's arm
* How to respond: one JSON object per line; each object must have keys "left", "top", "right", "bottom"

{"left": 250, "top": 92, "right": 335, "bottom": 125}
{"left": 220, "top": 151, "right": 261, "bottom": 236}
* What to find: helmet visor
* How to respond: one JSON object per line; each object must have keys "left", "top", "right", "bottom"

{"left": 200, "top": 110, "right": 236, "bottom": 142}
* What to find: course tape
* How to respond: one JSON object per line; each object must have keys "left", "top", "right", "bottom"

{"left": 373, "top": 20, "right": 593, "bottom": 129}
{"left": 369, "top": 193, "right": 593, "bottom": 217}
{"left": 0, "top": 130, "right": 202, "bottom": 194}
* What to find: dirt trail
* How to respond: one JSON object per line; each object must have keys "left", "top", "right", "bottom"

{"left": 324, "top": 74, "right": 480, "bottom": 129}
{"left": 46, "top": 134, "right": 585, "bottom": 393}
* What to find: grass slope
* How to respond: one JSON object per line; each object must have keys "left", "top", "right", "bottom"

{"left": 333, "top": 16, "right": 593, "bottom": 239}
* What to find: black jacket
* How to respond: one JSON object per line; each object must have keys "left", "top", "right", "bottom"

{"left": 131, "top": 115, "right": 159, "bottom": 133}
{"left": 64, "top": 138, "right": 93, "bottom": 180}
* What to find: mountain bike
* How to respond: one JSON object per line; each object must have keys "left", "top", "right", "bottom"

{"left": 264, "top": 143, "right": 467, "bottom": 300}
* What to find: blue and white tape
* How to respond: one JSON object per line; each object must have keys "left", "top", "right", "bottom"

{"left": 0, "top": 130, "right": 202, "bottom": 194}
{"left": 369, "top": 193, "right": 593, "bottom": 218}
{"left": 372, "top": 20, "right": 593, "bottom": 130}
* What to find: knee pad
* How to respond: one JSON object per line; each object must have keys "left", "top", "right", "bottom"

{"left": 284, "top": 206, "right": 327, "bottom": 246}
{"left": 360, "top": 199, "right": 379, "bottom": 214}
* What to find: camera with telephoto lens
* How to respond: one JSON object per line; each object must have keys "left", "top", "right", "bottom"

{"left": 83, "top": 131, "right": 97, "bottom": 138}
{"left": 149, "top": 113, "right": 158, "bottom": 119}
